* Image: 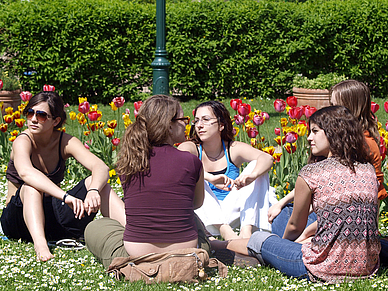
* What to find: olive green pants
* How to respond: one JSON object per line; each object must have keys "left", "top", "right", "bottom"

{"left": 84, "top": 215, "right": 211, "bottom": 269}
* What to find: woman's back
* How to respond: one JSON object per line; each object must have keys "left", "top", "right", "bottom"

{"left": 122, "top": 144, "right": 202, "bottom": 244}
{"left": 300, "top": 157, "right": 380, "bottom": 282}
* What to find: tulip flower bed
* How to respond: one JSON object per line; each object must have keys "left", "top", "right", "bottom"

{"left": 1, "top": 89, "right": 388, "bottom": 289}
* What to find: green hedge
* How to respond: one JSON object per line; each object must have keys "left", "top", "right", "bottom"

{"left": 1, "top": 0, "right": 388, "bottom": 103}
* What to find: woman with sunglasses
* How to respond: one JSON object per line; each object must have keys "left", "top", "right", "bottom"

{"left": 0, "top": 91, "right": 125, "bottom": 261}
{"left": 84, "top": 95, "right": 205, "bottom": 268}
{"left": 178, "top": 101, "right": 275, "bottom": 240}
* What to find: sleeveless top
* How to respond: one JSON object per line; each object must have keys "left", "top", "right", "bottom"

{"left": 299, "top": 157, "right": 380, "bottom": 282}
{"left": 6, "top": 131, "right": 66, "bottom": 185}
{"left": 198, "top": 140, "right": 239, "bottom": 201}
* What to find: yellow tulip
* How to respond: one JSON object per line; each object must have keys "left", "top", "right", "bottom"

{"left": 0, "top": 101, "right": 3, "bottom": 109}
{"left": 69, "top": 111, "right": 76, "bottom": 120}
{"left": 9, "top": 136, "right": 16, "bottom": 142}
{"left": 109, "top": 101, "right": 118, "bottom": 111}
{"left": 84, "top": 130, "right": 91, "bottom": 136}
{"left": 5, "top": 107, "right": 13, "bottom": 115}
{"left": 10, "top": 130, "right": 19, "bottom": 136}
{"left": 90, "top": 104, "right": 98, "bottom": 111}
{"left": 280, "top": 118, "right": 288, "bottom": 127}
{"left": 78, "top": 97, "right": 88, "bottom": 104}
{"left": 109, "top": 169, "right": 116, "bottom": 177}
{"left": 233, "top": 127, "right": 239, "bottom": 138}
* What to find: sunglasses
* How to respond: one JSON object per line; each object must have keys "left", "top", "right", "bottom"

{"left": 172, "top": 116, "right": 190, "bottom": 125}
{"left": 26, "top": 108, "right": 52, "bottom": 123}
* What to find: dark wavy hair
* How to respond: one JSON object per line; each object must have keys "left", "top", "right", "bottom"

{"left": 116, "top": 95, "right": 181, "bottom": 183}
{"left": 23, "top": 91, "right": 67, "bottom": 129}
{"left": 308, "top": 106, "right": 370, "bottom": 172}
{"left": 189, "top": 101, "right": 234, "bottom": 144}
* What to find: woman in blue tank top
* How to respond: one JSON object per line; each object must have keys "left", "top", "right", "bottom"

{"left": 178, "top": 101, "right": 276, "bottom": 240}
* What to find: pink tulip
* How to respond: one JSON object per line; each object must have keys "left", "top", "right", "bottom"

{"left": 87, "top": 110, "right": 101, "bottom": 121}
{"left": 234, "top": 114, "right": 244, "bottom": 125}
{"left": 285, "top": 131, "right": 298, "bottom": 143}
{"left": 125, "top": 108, "right": 130, "bottom": 115}
{"left": 274, "top": 99, "right": 286, "bottom": 112}
{"left": 247, "top": 127, "right": 258, "bottom": 138}
{"left": 20, "top": 91, "right": 32, "bottom": 102}
{"left": 134, "top": 101, "right": 143, "bottom": 111}
{"left": 252, "top": 114, "right": 265, "bottom": 126}
{"left": 262, "top": 112, "right": 270, "bottom": 121}
{"left": 230, "top": 99, "right": 242, "bottom": 111}
{"left": 371, "top": 102, "right": 379, "bottom": 114}
{"left": 64, "top": 103, "right": 70, "bottom": 108}
{"left": 112, "top": 138, "right": 121, "bottom": 146}
{"left": 274, "top": 127, "right": 281, "bottom": 136}
{"left": 0, "top": 79, "right": 3, "bottom": 90}
{"left": 288, "top": 106, "right": 304, "bottom": 120}
{"left": 112, "top": 97, "right": 125, "bottom": 108}
{"left": 286, "top": 96, "right": 298, "bottom": 108}
{"left": 304, "top": 106, "right": 317, "bottom": 118}
{"left": 78, "top": 101, "right": 90, "bottom": 114}
{"left": 386, "top": 121, "right": 388, "bottom": 131}
{"left": 237, "top": 103, "right": 251, "bottom": 116}
{"left": 43, "top": 84, "right": 55, "bottom": 91}
{"left": 84, "top": 142, "right": 90, "bottom": 150}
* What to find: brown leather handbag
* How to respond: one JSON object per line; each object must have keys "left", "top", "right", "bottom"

{"left": 106, "top": 248, "right": 228, "bottom": 284}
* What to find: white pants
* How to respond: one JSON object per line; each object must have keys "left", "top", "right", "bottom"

{"left": 195, "top": 161, "right": 277, "bottom": 236}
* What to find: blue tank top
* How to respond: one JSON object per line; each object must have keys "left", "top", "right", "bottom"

{"left": 198, "top": 140, "right": 239, "bottom": 201}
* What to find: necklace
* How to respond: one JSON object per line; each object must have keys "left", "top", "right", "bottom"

{"left": 206, "top": 147, "right": 223, "bottom": 161}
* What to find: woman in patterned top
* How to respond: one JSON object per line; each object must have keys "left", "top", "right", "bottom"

{"left": 243, "top": 106, "right": 381, "bottom": 282}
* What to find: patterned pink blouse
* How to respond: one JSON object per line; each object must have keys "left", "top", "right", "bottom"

{"left": 300, "top": 158, "right": 380, "bottom": 283}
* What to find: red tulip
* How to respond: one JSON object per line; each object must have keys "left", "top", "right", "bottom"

{"left": 247, "top": 127, "right": 258, "bottom": 138}
{"left": 274, "top": 127, "right": 281, "bottom": 136}
{"left": 384, "top": 101, "right": 388, "bottom": 113}
{"left": 288, "top": 106, "right": 304, "bottom": 120}
{"left": 4, "top": 115, "right": 13, "bottom": 124}
{"left": 112, "top": 138, "right": 121, "bottom": 146}
{"left": 15, "top": 119, "right": 25, "bottom": 128}
{"left": 371, "top": 102, "right": 380, "bottom": 113}
{"left": 284, "top": 143, "right": 297, "bottom": 154}
{"left": 274, "top": 99, "right": 286, "bottom": 112}
{"left": 87, "top": 110, "right": 101, "bottom": 121}
{"left": 0, "top": 123, "right": 8, "bottom": 132}
{"left": 252, "top": 114, "right": 265, "bottom": 126}
{"left": 262, "top": 112, "right": 270, "bottom": 121}
{"left": 43, "top": 84, "right": 55, "bottom": 91}
{"left": 234, "top": 114, "right": 244, "bottom": 125}
{"left": 78, "top": 101, "right": 90, "bottom": 114}
{"left": 286, "top": 96, "right": 298, "bottom": 108}
{"left": 0, "top": 79, "right": 3, "bottom": 90}
{"left": 112, "top": 97, "right": 125, "bottom": 108}
{"left": 380, "top": 137, "right": 386, "bottom": 160}
{"left": 285, "top": 131, "right": 298, "bottom": 143}
{"left": 237, "top": 103, "right": 251, "bottom": 116}
{"left": 20, "top": 91, "right": 32, "bottom": 102}
{"left": 230, "top": 99, "right": 242, "bottom": 111}
{"left": 192, "top": 109, "right": 195, "bottom": 116}
{"left": 298, "top": 120, "right": 307, "bottom": 126}
{"left": 304, "top": 106, "right": 317, "bottom": 118}
{"left": 274, "top": 136, "right": 286, "bottom": 146}
{"left": 134, "top": 101, "right": 143, "bottom": 111}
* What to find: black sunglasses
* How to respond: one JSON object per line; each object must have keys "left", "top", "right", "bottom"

{"left": 26, "top": 108, "right": 52, "bottom": 123}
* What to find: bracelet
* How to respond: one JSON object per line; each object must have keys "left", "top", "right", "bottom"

{"left": 62, "top": 193, "right": 69, "bottom": 206}
{"left": 87, "top": 188, "right": 100, "bottom": 194}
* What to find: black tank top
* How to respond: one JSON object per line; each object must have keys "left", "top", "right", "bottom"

{"left": 6, "top": 131, "right": 66, "bottom": 185}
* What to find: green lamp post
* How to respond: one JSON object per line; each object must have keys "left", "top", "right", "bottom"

{"left": 151, "top": 0, "right": 170, "bottom": 95}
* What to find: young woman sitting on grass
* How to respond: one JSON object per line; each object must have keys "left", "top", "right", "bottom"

{"left": 85, "top": 95, "right": 205, "bottom": 268}
{"left": 0, "top": 91, "right": 126, "bottom": 261}
{"left": 228, "top": 106, "right": 380, "bottom": 282}
{"left": 178, "top": 101, "right": 276, "bottom": 240}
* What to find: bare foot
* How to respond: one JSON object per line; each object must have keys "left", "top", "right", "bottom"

{"left": 35, "top": 245, "right": 54, "bottom": 261}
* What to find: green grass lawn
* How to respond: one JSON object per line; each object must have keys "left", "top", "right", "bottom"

{"left": 1, "top": 96, "right": 388, "bottom": 290}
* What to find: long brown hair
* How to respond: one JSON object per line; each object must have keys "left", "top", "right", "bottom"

{"left": 116, "top": 95, "right": 180, "bottom": 182}
{"left": 330, "top": 80, "right": 379, "bottom": 143}
{"left": 308, "top": 106, "right": 370, "bottom": 172}
{"left": 190, "top": 101, "right": 234, "bottom": 144}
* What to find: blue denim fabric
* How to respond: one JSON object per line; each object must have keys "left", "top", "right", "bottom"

{"left": 247, "top": 233, "right": 309, "bottom": 279}
{"left": 271, "top": 203, "right": 317, "bottom": 237}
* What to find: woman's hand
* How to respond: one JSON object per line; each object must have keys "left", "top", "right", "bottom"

{"left": 84, "top": 190, "right": 101, "bottom": 216}
{"left": 234, "top": 174, "right": 256, "bottom": 190}
{"left": 268, "top": 203, "right": 283, "bottom": 223}
{"left": 208, "top": 174, "right": 235, "bottom": 191}
{"left": 65, "top": 195, "right": 85, "bottom": 219}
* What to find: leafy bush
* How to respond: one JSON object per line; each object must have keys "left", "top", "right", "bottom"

{"left": 292, "top": 73, "right": 347, "bottom": 90}
{"left": 1, "top": 0, "right": 388, "bottom": 103}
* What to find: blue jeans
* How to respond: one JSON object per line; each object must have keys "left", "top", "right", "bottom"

{"left": 271, "top": 203, "right": 317, "bottom": 237}
{"left": 247, "top": 233, "right": 309, "bottom": 279}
